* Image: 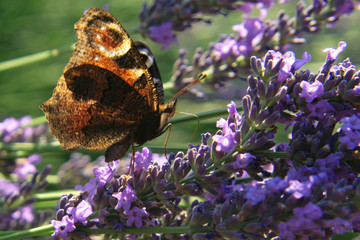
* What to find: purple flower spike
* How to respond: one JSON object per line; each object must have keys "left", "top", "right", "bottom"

{"left": 277, "top": 51, "right": 296, "bottom": 82}
{"left": 67, "top": 200, "right": 93, "bottom": 225}
{"left": 234, "top": 152, "right": 255, "bottom": 169}
{"left": 149, "top": 21, "right": 178, "bottom": 49}
{"left": 51, "top": 215, "right": 76, "bottom": 240}
{"left": 93, "top": 160, "right": 120, "bottom": 187}
{"left": 125, "top": 207, "right": 149, "bottom": 228}
{"left": 293, "top": 52, "right": 312, "bottom": 70}
{"left": 11, "top": 205, "right": 34, "bottom": 223}
{"left": 134, "top": 147, "right": 152, "bottom": 173}
{"left": 14, "top": 154, "right": 42, "bottom": 180}
{"left": 112, "top": 185, "right": 138, "bottom": 211}
{"left": 299, "top": 80, "right": 324, "bottom": 103}
{"left": 213, "top": 37, "right": 239, "bottom": 61}
{"left": 212, "top": 101, "right": 242, "bottom": 153}
{"left": 339, "top": 115, "right": 360, "bottom": 150}
{"left": 322, "top": 41, "right": 347, "bottom": 61}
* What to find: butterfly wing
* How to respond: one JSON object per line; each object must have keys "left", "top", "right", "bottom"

{"left": 41, "top": 8, "right": 160, "bottom": 154}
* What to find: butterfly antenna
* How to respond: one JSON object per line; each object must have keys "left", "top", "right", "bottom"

{"left": 163, "top": 124, "right": 172, "bottom": 159}
{"left": 167, "top": 73, "right": 206, "bottom": 104}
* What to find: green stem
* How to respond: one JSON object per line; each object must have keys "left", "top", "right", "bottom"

{"left": 170, "top": 105, "right": 243, "bottom": 125}
{"left": 0, "top": 225, "right": 54, "bottom": 240}
{"left": 79, "top": 226, "right": 214, "bottom": 235}
{"left": 0, "top": 44, "right": 74, "bottom": 72}
{"left": 0, "top": 225, "right": 213, "bottom": 239}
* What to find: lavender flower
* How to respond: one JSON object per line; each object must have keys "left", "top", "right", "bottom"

{"left": 13, "top": 154, "right": 42, "bottom": 180}
{"left": 112, "top": 185, "right": 138, "bottom": 211}
{"left": 323, "top": 41, "right": 348, "bottom": 61}
{"left": 125, "top": 207, "right": 150, "bottom": 228}
{"left": 0, "top": 164, "right": 52, "bottom": 230}
{"left": 170, "top": 1, "right": 356, "bottom": 98}
{"left": 139, "top": 0, "right": 273, "bottom": 48}
{"left": 66, "top": 200, "right": 93, "bottom": 225}
{"left": 339, "top": 115, "right": 360, "bottom": 150}
{"left": 0, "top": 116, "right": 49, "bottom": 177}
{"left": 148, "top": 21, "right": 179, "bottom": 49}
{"left": 0, "top": 116, "right": 48, "bottom": 143}
{"left": 299, "top": 79, "right": 324, "bottom": 102}
{"left": 51, "top": 215, "right": 76, "bottom": 239}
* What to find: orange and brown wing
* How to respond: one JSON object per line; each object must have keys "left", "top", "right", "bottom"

{"left": 40, "top": 8, "right": 158, "bottom": 152}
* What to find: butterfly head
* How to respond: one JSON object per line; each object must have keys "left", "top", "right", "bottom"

{"left": 158, "top": 99, "right": 177, "bottom": 135}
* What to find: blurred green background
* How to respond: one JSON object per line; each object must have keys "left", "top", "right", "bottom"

{"left": 1, "top": 0, "right": 360, "bottom": 149}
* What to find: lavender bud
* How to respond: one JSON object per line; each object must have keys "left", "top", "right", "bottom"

{"left": 250, "top": 56, "right": 259, "bottom": 75}
{"left": 197, "top": 165, "right": 206, "bottom": 176}
{"left": 248, "top": 75, "right": 258, "bottom": 90}
{"left": 58, "top": 195, "right": 69, "bottom": 209}
{"left": 243, "top": 222, "right": 264, "bottom": 232}
{"left": 155, "top": 179, "right": 166, "bottom": 193}
{"left": 161, "top": 191, "right": 176, "bottom": 199}
{"left": 242, "top": 96, "right": 251, "bottom": 118}
{"left": 272, "top": 86, "right": 288, "bottom": 104}
{"left": 188, "top": 148, "right": 195, "bottom": 166}
{"left": 176, "top": 182, "right": 203, "bottom": 196}
{"left": 40, "top": 165, "right": 52, "bottom": 182}
{"left": 264, "top": 59, "right": 274, "bottom": 78}
{"left": 218, "top": 230, "right": 247, "bottom": 240}
{"left": 220, "top": 202, "right": 236, "bottom": 219}
{"left": 323, "top": 90, "right": 337, "bottom": 98}
{"left": 109, "top": 196, "right": 117, "bottom": 208}
{"left": 259, "top": 111, "right": 280, "bottom": 129}
{"left": 20, "top": 184, "right": 33, "bottom": 196}
{"left": 31, "top": 172, "right": 39, "bottom": 185}
{"left": 212, "top": 209, "right": 221, "bottom": 225}
{"left": 193, "top": 233, "right": 221, "bottom": 240}
{"left": 217, "top": 215, "right": 238, "bottom": 229}
{"left": 255, "top": 108, "right": 270, "bottom": 125}
{"left": 323, "top": 77, "right": 337, "bottom": 91}
{"left": 150, "top": 166, "right": 158, "bottom": 182}
{"left": 6, "top": 193, "right": 19, "bottom": 205}
{"left": 338, "top": 80, "right": 347, "bottom": 95}
{"left": 249, "top": 101, "right": 259, "bottom": 122}
{"left": 265, "top": 82, "right": 275, "bottom": 100}
{"left": 99, "top": 193, "right": 110, "bottom": 209}
{"left": 91, "top": 194, "right": 100, "bottom": 207}
{"left": 257, "top": 79, "right": 266, "bottom": 98}
{"left": 56, "top": 209, "right": 65, "bottom": 221}
{"left": 344, "top": 67, "right": 356, "bottom": 81}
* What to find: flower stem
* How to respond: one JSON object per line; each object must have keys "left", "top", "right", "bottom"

{"left": 0, "top": 225, "right": 54, "bottom": 240}
{"left": 0, "top": 44, "right": 75, "bottom": 72}
{"left": 170, "top": 105, "right": 243, "bottom": 124}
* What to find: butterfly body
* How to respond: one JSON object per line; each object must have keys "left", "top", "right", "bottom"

{"left": 41, "top": 8, "right": 176, "bottom": 162}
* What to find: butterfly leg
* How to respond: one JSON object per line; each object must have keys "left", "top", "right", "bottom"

{"left": 127, "top": 141, "right": 136, "bottom": 175}
{"left": 163, "top": 123, "right": 172, "bottom": 159}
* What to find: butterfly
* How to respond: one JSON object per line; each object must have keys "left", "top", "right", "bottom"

{"left": 40, "top": 8, "right": 177, "bottom": 162}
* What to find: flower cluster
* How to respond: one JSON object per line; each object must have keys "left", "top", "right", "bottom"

{"left": 0, "top": 164, "right": 52, "bottom": 230}
{"left": 139, "top": 0, "right": 274, "bottom": 49}
{"left": 170, "top": 0, "right": 358, "bottom": 98}
{"left": 0, "top": 116, "right": 49, "bottom": 176}
{"left": 50, "top": 40, "right": 360, "bottom": 239}
{"left": 0, "top": 116, "right": 52, "bottom": 230}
